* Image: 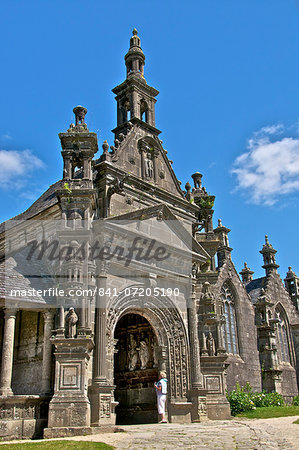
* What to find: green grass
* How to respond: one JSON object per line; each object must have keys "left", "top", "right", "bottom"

{"left": 293, "top": 419, "right": 299, "bottom": 424}
{"left": 237, "top": 406, "right": 299, "bottom": 419}
{"left": 0, "top": 441, "right": 114, "bottom": 449}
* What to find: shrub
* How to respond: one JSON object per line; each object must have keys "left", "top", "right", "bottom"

{"left": 226, "top": 383, "right": 255, "bottom": 416}
{"left": 227, "top": 383, "right": 285, "bottom": 416}
{"left": 292, "top": 395, "right": 299, "bottom": 406}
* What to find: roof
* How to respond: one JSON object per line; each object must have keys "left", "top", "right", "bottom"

{"left": 0, "top": 180, "right": 62, "bottom": 234}
{"left": 245, "top": 277, "right": 267, "bottom": 304}
{"left": 0, "top": 256, "right": 55, "bottom": 308}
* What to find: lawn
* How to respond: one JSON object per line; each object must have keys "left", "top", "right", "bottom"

{"left": 237, "top": 406, "right": 299, "bottom": 419}
{"left": 0, "top": 441, "right": 114, "bottom": 449}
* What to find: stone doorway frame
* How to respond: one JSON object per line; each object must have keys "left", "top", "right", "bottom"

{"left": 105, "top": 288, "right": 192, "bottom": 422}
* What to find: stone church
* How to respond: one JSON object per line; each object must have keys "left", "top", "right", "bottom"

{"left": 0, "top": 30, "right": 299, "bottom": 440}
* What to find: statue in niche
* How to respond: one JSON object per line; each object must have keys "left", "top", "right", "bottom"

{"left": 151, "top": 339, "right": 159, "bottom": 368}
{"left": 207, "top": 331, "right": 216, "bottom": 356}
{"left": 65, "top": 307, "right": 78, "bottom": 338}
{"left": 144, "top": 153, "right": 154, "bottom": 178}
{"left": 139, "top": 339, "right": 150, "bottom": 369}
{"left": 128, "top": 334, "right": 138, "bottom": 371}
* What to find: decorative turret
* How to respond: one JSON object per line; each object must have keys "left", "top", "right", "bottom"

{"left": 239, "top": 262, "right": 254, "bottom": 285}
{"left": 284, "top": 266, "right": 299, "bottom": 311}
{"left": 125, "top": 28, "right": 145, "bottom": 80}
{"left": 112, "top": 29, "right": 160, "bottom": 138}
{"left": 260, "top": 235, "right": 279, "bottom": 276}
{"left": 59, "top": 106, "right": 98, "bottom": 181}
{"left": 214, "top": 219, "right": 232, "bottom": 268}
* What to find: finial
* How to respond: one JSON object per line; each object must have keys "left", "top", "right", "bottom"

{"left": 218, "top": 219, "right": 222, "bottom": 227}
{"left": 265, "top": 235, "right": 269, "bottom": 245}
{"left": 132, "top": 28, "right": 138, "bottom": 36}
{"left": 185, "top": 181, "right": 191, "bottom": 192}
{"left": 244, "top": 262, "right": 248, "bottom": 268}
{"left": 102, "top": 140, "right": 109, "bottom": 154}
{"left": 73, "top": 105, "right": 87, "bottom": 126}
{"left": 288, "top": 266, "right": 292, "bottom": 271}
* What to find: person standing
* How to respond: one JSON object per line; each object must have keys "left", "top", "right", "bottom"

{"left": 154, "top": 371, "right": 168, "bottom": 423}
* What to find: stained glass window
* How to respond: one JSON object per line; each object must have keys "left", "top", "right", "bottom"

{"left": 221, "top": 284, "right": 238, "bottom": 354}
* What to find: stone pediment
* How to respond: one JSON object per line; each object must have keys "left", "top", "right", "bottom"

{"left": 105, "top": 203, "right": 209, "bottom": 264}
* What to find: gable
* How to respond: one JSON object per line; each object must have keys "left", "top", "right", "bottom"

{"left": 109, "top": 124, "right": 185, "bottom": 198}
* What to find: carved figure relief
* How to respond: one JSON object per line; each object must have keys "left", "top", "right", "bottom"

{"left": 128, "top": 334, "right": 138, "bottom": 371}
{"left": 144, "top": 153, "right": 154, "bottom": 178}
{"left": 65, "top": 307, "right": 78, "bottom": 338}
{"left": 207, "top": 331, "right": 216, "bottom": 356}
{"left": 139, "top": 339, "right": 150, "bottom": 369}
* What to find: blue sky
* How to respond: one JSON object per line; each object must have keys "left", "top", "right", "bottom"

{"left": 1, "top": 0, "right": 299, "bottom": 280}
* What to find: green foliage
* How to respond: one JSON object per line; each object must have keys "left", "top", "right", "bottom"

{"left": 199, "top": 196, "right": 214, "bottom": 209}
{"left": 63, "top": 182, "right": 72, "bottom": 194}
{"left": 226, "top": 383, "right": 255, "bottom": 416}
{"left": 226, "top": 383, "right": 285, "bottom": 416}
{"left": 292, "top": 394, "right": 299, "bottom": 406}
{"left": 240, "top": 406, "right": 299, "bottom": 419}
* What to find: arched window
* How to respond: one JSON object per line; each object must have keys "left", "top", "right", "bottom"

{"left": 275, "top": 307, "right": 291, "bottom": 363}
{"left": 221, "top": 284, "right": 238, "bottom": 354}
{"left": 140, "top": 100, "right": 148, "bottom": 123}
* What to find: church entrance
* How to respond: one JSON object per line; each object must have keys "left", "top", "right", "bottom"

{"left": 114, "top": 313, "right": 159, "bottom": 424}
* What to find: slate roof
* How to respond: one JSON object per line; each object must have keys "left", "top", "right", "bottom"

{"left": 246, "top": 277, "right": 266, "bottom": 304}
{"left": 0, "top": 256, "right": 55, "bottom": 308}
{"left": 0, "top": 180, "right": 62, "bottom": 234}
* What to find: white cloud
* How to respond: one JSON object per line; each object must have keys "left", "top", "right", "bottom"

{"left": 1, "top": 134, "right": 12, "bottom": 141}
{"left": 0, "top": 149, "right": 45, "bottom": 189}
{"left": 232, "top": 124, "right": 299, "bottom": 205}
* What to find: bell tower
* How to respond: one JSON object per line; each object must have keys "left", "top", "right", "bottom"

{"left": 112, "top": 29, "right": 160, "bottom": 138}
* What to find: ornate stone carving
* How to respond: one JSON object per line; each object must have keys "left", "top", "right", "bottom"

{"left": 128, "top": 334, "right": 138, "bottom": 371}
{"left": 65, "top": 307, "right": 78, "bottom": 338}
{"left": 106, "top": 288, "right": 189, "bottom": 399}
{"left": 99, "top": 395, "right": 111, "bottom": 418}
{"left": 207, "top": 332, "right": 216, "bottom": 356}
{"left": 139, "top": 339, "right": 150, "bottom": 369}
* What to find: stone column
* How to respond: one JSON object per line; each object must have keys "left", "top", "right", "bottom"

{"left": 41, "top": 310, "right": 55, "bottom": 394}
{"left": 93, "top": 272, "right": 108, "bottom": 384}
{"left": 0, "top": 308, "right": 17, "bottom": 396}
{"left": 56, "top": 306, "right": 65, "bottom": 337}
{"left": 187, "top": 287, "right": 203, "bottom": 388}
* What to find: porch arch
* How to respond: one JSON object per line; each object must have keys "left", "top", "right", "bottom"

{"left": 106, "top": 287, "right": 190, "bottom": 400}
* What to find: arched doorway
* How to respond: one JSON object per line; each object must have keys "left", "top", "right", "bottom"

{"left": 114, "top": 313, "right": 159, "bottom": 424}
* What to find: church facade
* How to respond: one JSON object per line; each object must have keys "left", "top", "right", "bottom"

{"left": 0, "top": 30, "right": 299, "bottom": 440}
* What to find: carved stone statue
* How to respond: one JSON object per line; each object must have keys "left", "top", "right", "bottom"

{"left": 145, "top": 154, "right": 154, "bottom": 178}
{"left": 139, "top": 339, "right": 149, "bottom": 369}
{"left": 207, "top": 331, "right": 216, "bottom": 356}
{"left": 65, "top": 307, "right": 78, "bottom": 338}
{"left": 128, "top": 334, "right": 138, "bottom": 371}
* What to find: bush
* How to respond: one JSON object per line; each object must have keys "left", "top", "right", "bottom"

{"left": 226, "top": 383, "right": 255, "bottom": 416}
{"left": 292, "top": 395, "right": 299, "bottom": 406}
{"left": 226, "top": 383, "right": 285, "bottom": 416}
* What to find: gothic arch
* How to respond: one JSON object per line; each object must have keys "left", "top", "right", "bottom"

{"left": 275, "top": 303, "right": 294, "bottom": 365}
{"left": 106, "top": 286, "right": 190, "bottom": 400}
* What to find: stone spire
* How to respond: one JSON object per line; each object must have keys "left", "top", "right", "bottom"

{"left": 260, "top": 235, "right": 279, "bottom": 276}
{"left": 125, "top": 28, "right": 145, "bottom": 80}
{"left": 112, "top": 30, "right": 160, "bottom": 138}
{"left": 284, "top": 266, "right": 299, "bottom": 311}
{"left": 239, "top": 262, "right": 254, "bottom": 285}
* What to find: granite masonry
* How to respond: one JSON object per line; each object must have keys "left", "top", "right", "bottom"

{"left": 0, "top": 30, "right": 298, "bottom": 440}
